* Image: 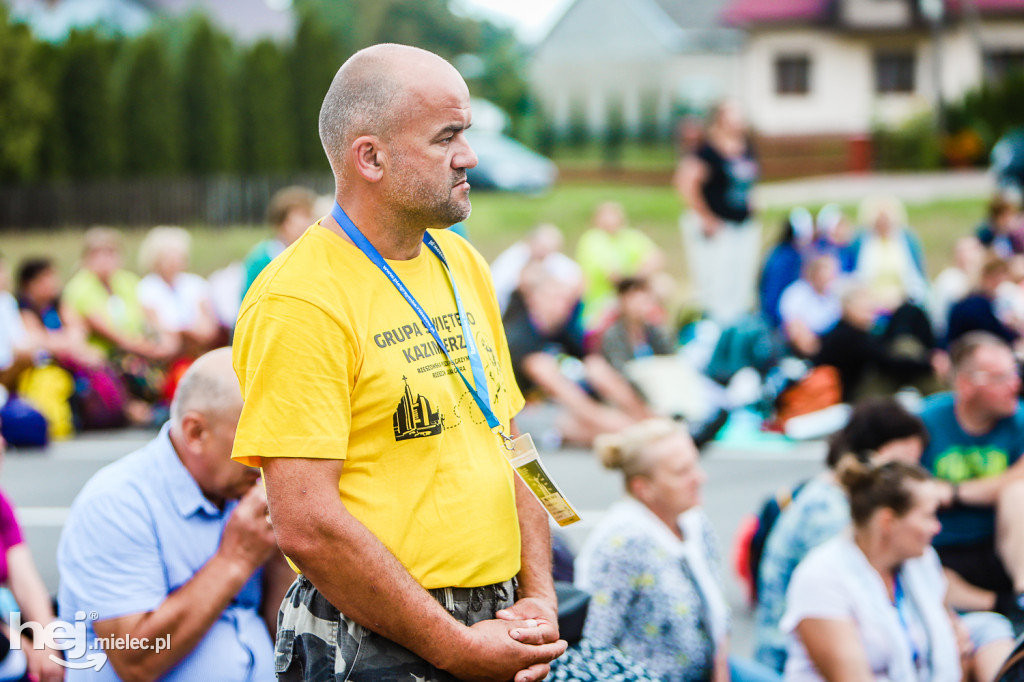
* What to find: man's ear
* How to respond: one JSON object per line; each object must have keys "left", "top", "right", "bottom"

{"left": 350, "top": 135, "right": 385, "bottom": 183}
{"left": 179, "top": 412, "right": 207, "bottom": 451}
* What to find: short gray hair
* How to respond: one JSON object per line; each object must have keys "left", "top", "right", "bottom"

{"left": 318, "top": 46, "right": 406, "bottom": 174}
{"left": 170, "top": 348, "right": 241, "bottom": 425}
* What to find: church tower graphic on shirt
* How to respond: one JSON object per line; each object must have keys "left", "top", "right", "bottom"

{"left": 393, "top": 376, "right": 443, "bottom": 441}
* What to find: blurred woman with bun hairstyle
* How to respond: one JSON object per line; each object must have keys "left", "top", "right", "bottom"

{"left": 575, "top": 419, "right": 780, "bottom": 682}
{"left": 782, "top": 457, "right": 1012, "bottom": 681}
{"left": 755, "top": 398, "right": 929, "bottom": 671}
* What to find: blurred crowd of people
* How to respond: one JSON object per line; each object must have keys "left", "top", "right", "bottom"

{"left": 0, "top": 187, "right": 319, "bottom": 448}
{"left": 3, "top": 99, "right": 1024, "bottom": 681}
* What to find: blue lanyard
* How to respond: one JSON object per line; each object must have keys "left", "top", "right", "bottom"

{"left": 893, "top": 574, "right": 924, "bottom": 670}
{"left": 331, "top": 202, "right": 509, "bottom": 441}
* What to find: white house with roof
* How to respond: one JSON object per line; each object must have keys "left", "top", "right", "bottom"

{"left": 722, "top": 0, "right": 1024, "bottom": 137}
{"left": 529, "top": 0, "right": 744, "bottom": 137}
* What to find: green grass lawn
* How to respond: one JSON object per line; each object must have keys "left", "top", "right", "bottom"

{"left": 0, "top": 183, "right": 985, "bottom": 290}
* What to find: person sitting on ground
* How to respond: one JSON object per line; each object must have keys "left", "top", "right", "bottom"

{"left": 932, "top": 236, "right": 986, "bottom": 338}
{"left": 813, "top": 204, "right": 856, "bottom": 273}
{"left": 918, "top": 332, "right": 1024, "bottom": 623}
{"left": 17, "top": 257, "right": 137, "bottom": 430}
{"left": 17, "top": 257, "right": 105, "bottom": 369}
{"left": 778, "top": 255, "right": 842, "bottom": 358}
{"left": 600, "top": 277, "right": 675, "bottom": 375}
{"left": 136, "top": 226, "right": 221, "bottom": 357}
{"left": 947, "top": 257, "right": 1020, "bottom": 349}
{"left": 577, "top": 419, "right": 781, "bottom": 682}
{"left": 63, "top": 227, "right": 176, "bottom": 363}
{"left": 575, "top": 201, "right": 664, "bottom": 329}
{"left": 505, "top": 265, "right": 652, "bottom": 446}
{"left": 0, "top": 254, "right": 32, "bottom": 392}
{"left": 755, "top": 398, "right": 928, "bottom": 671}
{"left": 240, "top": 186, "right": 317, "bottom": 300}
{"left": 57, "top": 348, "right": 292, "bottom": 681}
{"left": 815, "top": 285, "right": 937, "bottom": 402}
{"left": 490, "top": 223, "right": 584, "bottom": 314}
{"left": 0, "top": 421, "right": 66, "bottom": 682}
{"left": 759, "top": 208, "right": 814, "bottom": 329}
{"left": 850, "top": 195, "right": 929, "bottom": 313}
{"left": 977, "top": 192, "right": 1024, "bottom": 259}
{"left": 782, "top": 456, "right": 1013, "bottom": 682}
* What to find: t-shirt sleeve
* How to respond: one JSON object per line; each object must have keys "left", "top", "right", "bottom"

{"left": 58, "top": 491, "right": 168, "bottom": 620}
{"left": 780, "top": 557, "right": 853, "bottom": 633}
{"left": 232, "top": 293, "right": 356, "bottom": 467}
{"left": 0, "top": 491, "right": 24, "bottom": 551}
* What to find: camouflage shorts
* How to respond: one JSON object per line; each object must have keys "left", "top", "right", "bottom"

{"left": 275, "top": 574, "right": 516, "bottom": 681}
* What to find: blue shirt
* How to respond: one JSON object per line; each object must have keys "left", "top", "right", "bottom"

{"left": 919, "top": 392, "right": 1024, "bottom": 547}
{"left": 57, "top": 426, "right": 274, "bottom": 681}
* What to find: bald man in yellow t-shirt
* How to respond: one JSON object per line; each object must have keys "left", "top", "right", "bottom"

{"left": 231, "top": 44, "right": 565, "bottom": 682}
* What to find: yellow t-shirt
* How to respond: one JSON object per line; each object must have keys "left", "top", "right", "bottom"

{"left": 231, "top": 222, "right": 526, "bottom": 589}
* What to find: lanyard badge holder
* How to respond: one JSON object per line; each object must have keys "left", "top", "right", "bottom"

{"left": 331, "top": 203, "right": 581, "bottom": 527}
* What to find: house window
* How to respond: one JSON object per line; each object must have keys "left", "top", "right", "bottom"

{"left": 985, "top": 50, "right": 1024, "bottom": 82}
{"left": 875, "top": 52, "right": 915, "bottom": 94}
{"left": 775, "top": 55, "right": 810, "bottom": 95}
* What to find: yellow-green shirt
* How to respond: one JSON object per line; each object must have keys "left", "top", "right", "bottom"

{"left": 232, "top": 222, "right": 526, "bottom": 589}
{"left": 62, "top": 268, "right": 145, "bottom": 355}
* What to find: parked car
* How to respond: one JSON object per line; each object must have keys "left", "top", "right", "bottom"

{"left": 465, "top": 131, "right": 557, "bottom": 193}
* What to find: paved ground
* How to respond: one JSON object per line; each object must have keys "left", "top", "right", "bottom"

{"left": 755, "top": 169, "right": 994, "bottom": 207}
{"left": 4, "top": 430, "right": 824, "bottom": 659}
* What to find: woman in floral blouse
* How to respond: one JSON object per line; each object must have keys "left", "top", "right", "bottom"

{"left": 575, "top": 419, "right": 779, "bottom": 682}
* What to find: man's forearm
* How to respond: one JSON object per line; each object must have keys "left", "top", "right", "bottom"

{"left": 513, "top": 475, "right": 555, "bottom": 605}
{"left": 98, "top": 552, "right": 255, "bottom": 680}
{"left": 959, "top": 464, "right": 1024, "bottom": 505}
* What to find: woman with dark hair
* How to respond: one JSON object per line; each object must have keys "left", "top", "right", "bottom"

{"left": 17, "top": 257, "right": 103, "bottom": 368}
{"left": 758, "top": 208, "right": 815, "bottom": 329}
{"left": 18, "top": 257, "right": 133, "bottom": 430}
{"left": 783, "top": 458, "right": 1012, "bottom": 681}
{"left": 754, "top": 398, "right": 930, "bottom": 671}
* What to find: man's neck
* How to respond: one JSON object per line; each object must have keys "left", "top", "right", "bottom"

{"left": 326, "top": 199, "right": 427, "bottom": 261}
{"left": 168, "top": 428, "right": 226, "bottom": 510}
{"left": 955, "top": 399, "right": 996, "bottom": 436}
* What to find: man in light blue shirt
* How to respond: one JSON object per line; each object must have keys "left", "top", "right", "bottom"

{"left": 56, "top": 348, "right": 290, "bottom": 680}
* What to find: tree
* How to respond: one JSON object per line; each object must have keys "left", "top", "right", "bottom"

{"left": 120, "top": 32, "right": 182, "bottom": 175}
{"left": 471, "top": 23, "right": 530, "bottom": 141}
{"left": 0, "top": 6, "right": 52, "bottom": 181}
{"left": 58, "top": 29, "right": 120, "bottom": 178}
{"left": 603, "top": 99, "right": 625, "bottom": 167}
{"left": 237, "top": 40, "right": 296, "bottom": 173}
{"left": 289, "top": 9, "right": 345, "bottom": 172}
{"left": 181, "top": 16, "right": 237, "bottom": 173}
{"left": 566, "top": 99, "right": 590, "bottom": 150}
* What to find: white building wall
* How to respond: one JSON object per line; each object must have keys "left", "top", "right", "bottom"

{"left": 743, "top": 29, "right": 879, "bottom": 135}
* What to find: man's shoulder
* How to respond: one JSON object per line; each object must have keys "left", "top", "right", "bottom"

{"left": 919, "top": 391, "right": 957, "bottom": 422}
{"left": 431, "top": 228, "right": 488, "bottom": 266}
{"left": 71, "top": 442, "right": 161, "bottom": 518}
{"left": 238, "top": 227, "right": 351, "bottom": 318}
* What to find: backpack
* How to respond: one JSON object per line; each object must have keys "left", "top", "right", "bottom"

{"left": 734, "top": 478, "right": 809, "bottom": 606}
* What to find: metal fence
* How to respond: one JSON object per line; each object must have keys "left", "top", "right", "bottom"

{"left": 0, "top": 174, "right": 336, "bottom": 229}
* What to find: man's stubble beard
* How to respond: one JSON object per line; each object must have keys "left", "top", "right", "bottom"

{"left": 386, "top": 151, "right": 471, "bottom": 229}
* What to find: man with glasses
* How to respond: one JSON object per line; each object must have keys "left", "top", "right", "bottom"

{"left": 919, "top": 331, "right": 1024, "bottom": 624}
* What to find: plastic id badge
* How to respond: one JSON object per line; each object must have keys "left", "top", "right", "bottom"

{"left": 505, "top": 433, "right": 581, "bottom": 527}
